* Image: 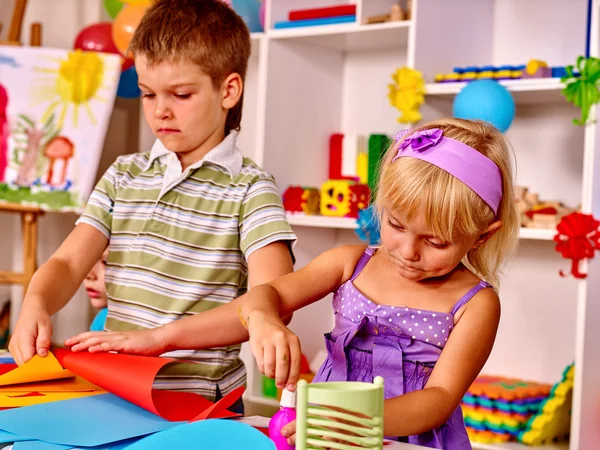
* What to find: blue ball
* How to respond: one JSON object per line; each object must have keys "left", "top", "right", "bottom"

{"left": 117, "top": 66, "right": 141, "bottom": 99}
{"left": 231, "top": 0, "right": 263, "bottom": 32}
{"left": 452, "top": 79, "right": 516, "bottom": 132}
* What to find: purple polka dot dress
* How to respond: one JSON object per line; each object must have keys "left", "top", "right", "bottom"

{"left": 312, "top": 247, "right": 491, "bottom": 449}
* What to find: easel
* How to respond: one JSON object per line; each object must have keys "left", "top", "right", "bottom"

{"left": 0, "top": 0, "right": 44, "bottom": 295}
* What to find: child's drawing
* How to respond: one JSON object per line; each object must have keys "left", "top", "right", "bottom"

{"left": 0, "top": 46, "right": 121, "bottom": 211}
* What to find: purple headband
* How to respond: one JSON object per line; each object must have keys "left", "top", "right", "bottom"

{"left": 392, "top": 128, "right": 503, "bottom": 215}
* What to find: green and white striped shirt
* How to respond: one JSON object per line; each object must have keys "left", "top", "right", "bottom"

{"left": 78, "top": 131, "right": 296, "bottom": 400}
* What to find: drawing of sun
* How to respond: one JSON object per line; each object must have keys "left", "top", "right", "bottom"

{"left": 32, "top": 50, "right": 119, "bottom": 128}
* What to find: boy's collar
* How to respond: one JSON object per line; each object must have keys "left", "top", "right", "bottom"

{"left": 145, "top": 130, "right": 243, "bottom": 177}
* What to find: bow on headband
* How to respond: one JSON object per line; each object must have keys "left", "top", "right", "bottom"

{"left": 395, "top": 128, "right": 444, "bottom": 152}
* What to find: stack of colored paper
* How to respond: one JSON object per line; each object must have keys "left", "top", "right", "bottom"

{"left": 0, "top": 349, "right": 273, "bottom": 449}
{"left": 462, "top": 375, "right": 552, "bottom": 444}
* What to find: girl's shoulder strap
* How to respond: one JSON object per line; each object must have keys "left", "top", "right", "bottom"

{"left": 450, "top": 280, "right": 492, "bottom": 315}
{"left": 349, "top": 246, "right": 376, "bottom": 281}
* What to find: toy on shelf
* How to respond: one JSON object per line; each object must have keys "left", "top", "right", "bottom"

{"left": 462, "top": 374, "right": 553, "bottom": 444}
{"left": 453, "top": 79, "right": 515, "bottom": 132}
{"left": 363, "top": 3, "right": 406, "bottom": 24}
{"left": 434, "top": 59, "right": 572, "bottom": 84}
{"left": 515, "top": 186, "right": 576, "bottom": 230}
{"left": 320, "top": 180, "right": 370, "bottom": 219}
{"left": 561, "top": 56, "right": 600, "bottom": 126}
{"left": 388, "top": 67, "right": 426, "bottom": 124}
{"left": 284, "top": 132, "right": 388, "bottom": 221}
{"left": 283, "top": 186, "right": 320, "bottom": 215}
{"left": 518, "top": 364, "right": 573, "bottom": 445}
{"left": 274, "top": 4, "right": 356, "bottom": 29}
{"left": 554, "top": 212, "right": 600, "bottom": 279}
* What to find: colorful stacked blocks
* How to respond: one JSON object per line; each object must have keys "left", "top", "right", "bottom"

{"left": 462, "top": 375, "right": 553, "bottom": 444}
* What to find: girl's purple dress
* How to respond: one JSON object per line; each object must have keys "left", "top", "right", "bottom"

{"left": 313, "top": 247, "right": 490, "bottom": 449}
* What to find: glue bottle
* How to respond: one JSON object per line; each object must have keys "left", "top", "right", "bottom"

{"left": 268, "top": 388, "right": 297, "bottom": 450}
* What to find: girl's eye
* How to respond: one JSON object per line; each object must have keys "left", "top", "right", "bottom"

{"left": 387, "top": 219, "right": 404, "bottom": 231}
{"left": 175, "top": 93, "right": 191, "bottom": 99}
{"left": 427, "top": 241, "right": 448, "bottom": 249}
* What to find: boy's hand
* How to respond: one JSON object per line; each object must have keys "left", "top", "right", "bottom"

{"left": 247, "top": 311, "right": 302, "bottom": 390}
{"left": 64, "top": 328, "right": 168, "bottom": 356}
{"left": 9, "top": 304, "right": 53, "bottom": 365}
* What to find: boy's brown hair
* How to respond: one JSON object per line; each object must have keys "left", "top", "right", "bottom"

{"left": 129, "top": 0, "right": 251, "bottom": 134}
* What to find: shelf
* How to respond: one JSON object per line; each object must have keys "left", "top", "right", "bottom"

{"left": 245, "top": 394, "right": 279, "bottom": 408}
{"left": 286, "top": 213, "right": 358, "bottom": 230}
{"left": 250, "top": 32, "right": 264, "bottom": 55}
{"left": 518, "top": 228, "right": 556, "bottom": 241}
{"left": 286, "top": 214, "right": 557, "bottom": 241}
{"left": 472, "top": 441, "right": 568, "bottom": 450}
{"left": 267, "top": 20, "right": 411, "bottom": 52}
{"left": 425, "top": 78, "right": 567, "bottom": 105}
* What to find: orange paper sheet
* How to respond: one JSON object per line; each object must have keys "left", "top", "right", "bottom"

{"left": 0, "top": 353, "right": 74, "bottom": 386}
{"left": 0, "top": 375, "right": 101, "bottom": 393}
{"left": 0, "top": 389, "right": 105, "bottom": 407}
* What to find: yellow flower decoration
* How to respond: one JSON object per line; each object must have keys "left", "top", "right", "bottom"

{"left": 388, "top": 67, "right": 426, "bottom": 124}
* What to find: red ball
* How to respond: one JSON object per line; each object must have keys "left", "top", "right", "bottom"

{"left": 74, "top": 22, "right": 129, "bottom": 71}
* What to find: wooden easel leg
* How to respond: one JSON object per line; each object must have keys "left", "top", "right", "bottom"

{"left": 21, "top": 212, "right": 38, "bottom": 294}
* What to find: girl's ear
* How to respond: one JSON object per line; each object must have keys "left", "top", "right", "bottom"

{"left": 473, "top": 220, "right": 503, "bottom": 249}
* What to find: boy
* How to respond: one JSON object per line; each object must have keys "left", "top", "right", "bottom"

{"left": 9, "top": 0, "right": 296, "bottom": 404}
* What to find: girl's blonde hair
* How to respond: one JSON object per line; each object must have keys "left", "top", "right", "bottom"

{"left": 375, "top": 118, "right": 519, "bottom": 287}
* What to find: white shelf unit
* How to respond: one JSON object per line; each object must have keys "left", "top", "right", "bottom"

{"left": 236, "top": 0, "right": 600, "bottom": 448}
{"left": 286, "top": 213, "right": 559, "bottom": 241}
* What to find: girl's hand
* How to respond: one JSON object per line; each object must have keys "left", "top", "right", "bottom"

{"left": 247, "top": 311, "right": 302, "bottom": 390}
{"left": 281, "top": 419, "right": 297, "bottom": 446}
{"left": 64, "top": 328, "right": 169, "bottom": 356}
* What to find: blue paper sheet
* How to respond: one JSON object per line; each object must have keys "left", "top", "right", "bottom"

{"left": 0, "top": 431, "right": 31, "bottom": 444}
{"left": 12, "top": 442, "right": 70, "bottom": 450}
{"left": 0, "top": 394, "right": 180, "bottom": 447}
{"left": 125, "top": 420, "right": 275, "bottom": 450}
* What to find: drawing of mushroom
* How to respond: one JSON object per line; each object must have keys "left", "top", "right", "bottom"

{"left": 44, "top": 136, "right": 74, "bottom": 186}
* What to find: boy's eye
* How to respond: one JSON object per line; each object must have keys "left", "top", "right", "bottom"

{"left": 141, "top": 92, "right": 155, "bottom": 99}
{"left": 174, "top": 93, "right": 191, "bottom": 99}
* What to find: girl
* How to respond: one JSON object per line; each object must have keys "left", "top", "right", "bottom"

{"left": 238, "top": 118, "right": 519, "bottom": 448}
{"left": 84, "top": 247, "right": 109, "bottom": 332}
{"left": 64, "top": 118, "right": 518, "bottom": 448}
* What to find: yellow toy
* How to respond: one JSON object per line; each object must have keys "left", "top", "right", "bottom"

{"left": 320, "top": 180, "right": 352, "bottom": 217}
{"left": 518, "top": 364, "right": 574, "bottom": 445}
{"left": 388, "top": 67, "right": 425, "bottom": 124}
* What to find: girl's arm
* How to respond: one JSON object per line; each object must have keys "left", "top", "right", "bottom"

{"left": 382, "top": 287, "right": 501, "bottom": 437}
{"left": 66, "top": 245, "right": 366, "bottom": 387}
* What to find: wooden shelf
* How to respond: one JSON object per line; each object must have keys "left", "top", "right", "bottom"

{"left": 472, "top": 441, "right": 569, "bottom": 450}
{"left": 425, "top": 78, "right": 567, "bottom": 105}
{"left": 267, "top": 20, "right": 411, "bottom": 52}
{"left": 286, "top": 214, "right": 557, "bottom": 241}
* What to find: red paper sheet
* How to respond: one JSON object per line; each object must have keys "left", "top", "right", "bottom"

{"left": 53, "top": 348, "right": 244, "bottom": 422}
